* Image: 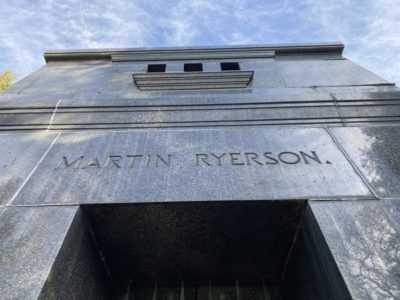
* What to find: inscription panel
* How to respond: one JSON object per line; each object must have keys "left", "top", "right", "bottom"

{"left": 12, "top": 127, "right": 371, "bottom": 205}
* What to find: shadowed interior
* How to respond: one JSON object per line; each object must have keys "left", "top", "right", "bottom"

{"left": 81, "top": 201, "right": 305, "bottom": 298}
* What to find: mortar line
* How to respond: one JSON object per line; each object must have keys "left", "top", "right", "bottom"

{"left": 324, "top": 127, "right": 379, "bottom": 199}
{"left": 330, "top": 92, "right": 346, "bottom": 125}
{"left": 46, "top": 99, "right": 61, "bottom": 132}
{"left": 7, "top": 203, "right": 79, "bottom": 208}
{"left": 6, "top": 133, "right": 61, "bottom": 206}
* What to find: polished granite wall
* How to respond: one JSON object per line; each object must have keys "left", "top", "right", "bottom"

{"left": 0, "top": 43, "right": 399, "bottom": 299}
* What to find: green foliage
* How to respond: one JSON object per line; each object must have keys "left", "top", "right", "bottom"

{"left": 0, "top": 69, "right": 16, "bottom": 92}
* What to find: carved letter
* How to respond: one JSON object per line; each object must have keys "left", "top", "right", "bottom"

{"left": 230, "top": 153, "right": 245, "bottom": 166}
{"left": 56, "top": 156, "right": 84, "bottom": 169}
{"left": 145, "top": 155, "right": 151, "bottom": 167}
{"left": 244, "top": 152, "right": 263, "bottom": 165}
{"left": 156, "top": 154, "right": 171, "bottom": 167}
{"left": 210, "top": 153, "right": 226, "bottom": 166}
{"left": 83, "top": 157, "right": 101, "bottom": 168}
{"left": 300, "top": 151, "right": 322, "bottom": 164}
{"left": 278, "top": 152, "right": 301, "bottom": 164}
{"left": 263, "top": 152, "right": 278, "bottom": 164}
{"left": 196, "top": 154, "right": 211, "bottom": 166}
{"left": 106, "top": 155, "right": 122, "bottom": 168}
{"left": 126, "top": 155, "right": 144, "bottom": 167}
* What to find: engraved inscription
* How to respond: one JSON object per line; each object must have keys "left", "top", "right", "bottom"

{"left": 56, "top": 154, "right": 172, "bottom": 169}
{"left": 56, "top": 151, "right": 330, "bottom": 170}
{"left": 195, "top": 151, "right": 326, "bottom": 166}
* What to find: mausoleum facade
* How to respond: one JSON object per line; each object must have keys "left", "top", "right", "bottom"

{"left": 0, "top": 42, "right": 399, "bottom": 299}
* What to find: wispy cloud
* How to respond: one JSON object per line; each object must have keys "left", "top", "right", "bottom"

{"left": 300, "top": 0, "right": 400, "bottom": 84}
{"left": 0, "top": 0, "right": 399, "bottom": 84}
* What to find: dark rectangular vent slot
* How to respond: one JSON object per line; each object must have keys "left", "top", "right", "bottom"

{"left": 147, "top": 64, "right": 166, "bottom": 72}
{"left": 221, "top": 62, "right": 240, "bottom": 71}
{"left": 184, "top": 63, "right": 203, "bottom": 72}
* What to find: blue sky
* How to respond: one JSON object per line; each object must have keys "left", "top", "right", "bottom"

{"left": 1, "top": 0, "right": 399, "bottom": 84}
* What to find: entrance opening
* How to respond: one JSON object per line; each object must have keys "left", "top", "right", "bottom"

{"left": 41, "top": 200, "right": 350, "bottom": 299}
{"left": 80, "top": 200, "right": 305, "bottom": 299}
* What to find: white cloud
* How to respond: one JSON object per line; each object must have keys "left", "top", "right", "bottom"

{"left": 0, "top": 0, "right": 399, "bottom": 84}
{"left": 0, "top": 0, "right": 156, "bottom": 78}
{"left": 301, "top": 0, "right": 400, "bottom": 83}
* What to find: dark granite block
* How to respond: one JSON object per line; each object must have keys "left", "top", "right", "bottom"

{"left": 0, "top": 93, "right": 73, "bottom": 108}
{"left": 281, "top": 204, "right": 351, "bottom": 299}
{"left": 62, "top": 85, "right": 399, "bottom": 108}
{"left": 38, "top": 208, "right": 112, "bottom": 299}
{"left": 81, "top": 200, "right": 304, "bottom": 288}
{"left": 50, "top": 104, "right": 340, "bottom": 127}
{"left": 309, "top": 200, "right": 400, "bottom": 299}
{"left": 1, "top": 43, "right": 399, "bottom": 300}
{"left": 0, "top": 206, "right": 78, "bottom": 299}
{"left": 330, "top": 126, "right": 400, "bottom": 198}
{"left": 277, "top": 59, "right": 389, "bottom": 87}
{"left": 12, "top": 127, "right": 370, "bottom": 205}
{"left": 0, "top": 113, "right": 53, "bottom": 126}
{"left": 0, "top": 133, "right": 58, "bottom": 205}
{"left": 339, "top": 102, "right": 400, "bottom": 121}
{"left": 15, "top": 64, "right": 111, "bottom": 95}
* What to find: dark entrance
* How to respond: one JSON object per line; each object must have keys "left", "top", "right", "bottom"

{"left": 82, "top": 201, "right": 304, "bottom": 299}
{"left": 40, "top": 200, "right": 349, "bottom": 299}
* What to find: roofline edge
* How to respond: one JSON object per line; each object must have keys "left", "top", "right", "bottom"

{"left": 43, "top": 42, "right": 344, "bottom": 63}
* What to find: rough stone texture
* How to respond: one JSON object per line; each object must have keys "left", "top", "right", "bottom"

{"left": 330, "top": 126, "right": 400, "bottom": 198}
{"left": 12, "top": 127, "right": 370, "bottom": 206}
{"left": 1, "top": 42, "right": 400, "bottom": 299}
{"left": 275, "top": 59, "right": 388, "bottom": 87}
{"left": 38, "top": 209, "right": 112, "bottom": 300}
{"left": 81, "top": 201, "right": 304, "bottom": 287}
{"left": 310, "top": 200, "right": 400, "bottom": 299}
{"left": 281, "top": 204, "right": 352, "bottom": 300}
{"left": 0, "top": 133, "right": 57, "bottom": 205}
{"left": 4, "top": 62, "right": 112, "bottom": 96}
{"left": 0, "top": 206, "right": 78, "bottom": 299}
{"left": 1, "top": 43, "right": 398, "bottom": 131}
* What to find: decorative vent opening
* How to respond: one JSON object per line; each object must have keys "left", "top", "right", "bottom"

{"left": 184, "top": 63, "right": 203, "bottom": 72}
{"left": 147, "top": 64, "right": 166, "bottom": 72}
{"left": 221, "top": 62, "right": 240, "bottom": 71}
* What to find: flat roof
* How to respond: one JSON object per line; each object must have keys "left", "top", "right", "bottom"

{"left": 44, "top": 42, "right": 344, "bottom": 62}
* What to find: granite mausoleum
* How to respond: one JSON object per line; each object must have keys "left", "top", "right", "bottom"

{"left": 0, "top": 42, "right": 399, "bottom": 299}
